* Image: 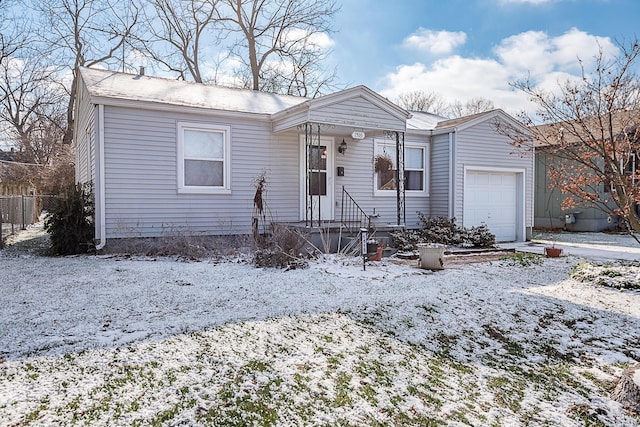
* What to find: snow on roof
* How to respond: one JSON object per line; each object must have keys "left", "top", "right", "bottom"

{"left": 406, "top": 111, "right": 449, "bottom": 131}
{"left": 434, "top": 109, "right": 501, "bottom": 130}
{"left": 406, "top": 109, "right": 515, "bottom": 132}
{"left": 79, "top": 67, "right": 307, "bottom": 115}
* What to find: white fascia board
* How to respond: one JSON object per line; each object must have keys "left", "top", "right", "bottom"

{"left": 270, "top": 100, "right": 312, "bottom": 122}
{"left": 89, "top": 96, "right": 273, "bottom": 122}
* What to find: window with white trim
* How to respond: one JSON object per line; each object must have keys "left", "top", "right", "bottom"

{"left": 374, "top": 140, "right": 428, "bottom": 195}
{"left": 177, "top": 122, "right": 231, "bottom": 194}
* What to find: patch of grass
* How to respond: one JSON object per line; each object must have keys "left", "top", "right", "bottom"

{"left": 566, "top": 403, "right": 608, "bottom": 427}
{"left": 379, "top": 411, "right": 445, "bottom": 426}
{"left": 580, "top": 371, "right": 613, "bottom": 392}
{"left": 22, "top": 404, "right": 47, "bottom": 424}
{"left": 434, "top": 332, "right": 459, "bottom": 357}
{"left": 150, "top": 398, "right": 197, "bottom": 426}
{"left": 327, "top": 353, "right": 345, "bottom": 370}
{"left": 500, "top": 252, "right": 544, "bottom": 267}
{"left": 333, "top": 372, "right": 354, "bottom": 407}
{"left": 203, "top": 378, "right": 282, "bottom": 426}
{"left": 242, "top": 359, "right": 269, "bottom": 374}
{"left": 426, "top": 357, "right": 447, "bottom": 388}
{"left": 355, "top": 359, "right": 392, "bottom": 387}
{"left": 407, "top": 383, "right": 443, "bottom": 408}
{"left": 571, "top": 261, "right": 640, "bottom": 290}
{"left": 538, "top": 342, "right": 575, "bottom": 363}
{"left": 487, "top": 375, "right": 525, "bottom": 413}
{"left": 449, "top": 408, "right": 473, "bottom": 425}
{"left": 358, "top": 383, "right": 379, "bottom": 407}
{"left": 482, "top": 324, "right": 525, "bottom": 358}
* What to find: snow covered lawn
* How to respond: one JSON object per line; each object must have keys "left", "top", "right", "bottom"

{"left": 0, "top": 228, "right": 639, "bottom": 426}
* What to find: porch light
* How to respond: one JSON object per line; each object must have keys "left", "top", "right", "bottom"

{"left": 338, "top": 139, "right": 348, "bottom": 155}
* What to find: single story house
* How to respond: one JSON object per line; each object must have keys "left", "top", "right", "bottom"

{"left": 74, "top": 67, "right": 533, "bottom": 250}
{"left": 535, "top": 146, "right": 615, "bottom": 231}
{"left": 533, "top": 114, "right": 639, "bottom": 232}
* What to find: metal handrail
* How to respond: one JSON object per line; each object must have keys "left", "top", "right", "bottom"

{"left": 340, "top": 186, "right": 371, "bottom": 235}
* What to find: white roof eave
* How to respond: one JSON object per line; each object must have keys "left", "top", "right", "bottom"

{"left": 90, "top": 95, "right": 274, "bottom": 121}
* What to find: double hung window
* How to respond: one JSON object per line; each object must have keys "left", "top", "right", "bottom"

{"left": 177, "top": 122, "right": 230, "bottom": 194}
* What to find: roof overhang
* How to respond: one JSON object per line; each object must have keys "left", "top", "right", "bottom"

{"left": 271, "top": 85, "right": 411, "bottom": 133}
{"left": 89, "top": 95, "right": 274, "bottom": 121}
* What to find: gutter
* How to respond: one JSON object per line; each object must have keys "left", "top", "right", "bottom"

{"left": 95, "top": 104, "right": 107, "bottom": 250}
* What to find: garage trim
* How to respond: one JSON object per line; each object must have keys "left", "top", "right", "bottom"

{"left": 463, "top": 165, "right": 526, "bottom": 242}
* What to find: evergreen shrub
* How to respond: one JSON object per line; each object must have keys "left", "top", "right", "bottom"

{"left": 44, "top": 182, "right": 95, "bottom": 255}
{"left": 389, "top": 213, "right": 496, "bottom": 251}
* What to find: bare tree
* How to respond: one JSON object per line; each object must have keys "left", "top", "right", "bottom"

{"left": 32, "top": 0, "right": 140, "bottom": 144}
{"left": 395, "top": 90, "right": 450, "bottom": 116}
{"left": 0, "top": 49, "right": 69, "bottom": 188}
{"left": 258, "top": 35, "right": 338, "bottom": 97}
{"left": 504, "top": 39, "right": 640, "bottom": 239}
{"left": 218, "top": 0, "right": 339, "bottom": 95}
{"left": 395, "top": 91, "right": 495, "bottom": 118}
{"left": 138, "top": 0, "right": 220, "bottom": 83}
{"left": 449, "top": 97, "right": 495, "bottom": 117}
{"left": 0, "top": 0, "right": 26, "bottom": 78}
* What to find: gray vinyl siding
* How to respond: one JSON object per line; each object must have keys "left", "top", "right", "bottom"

{"left": 428, "top": 132, "right": 450, "bottom": 218}
{"left": 73, "top": 79, "right": 95, "bottom": 184}
{"left": 453, "top": 120, "right": 534, "bottom": 229}
{"left": 102, "top": 106, "right": 299, "bottom": 238}
{"left": 334, "top": 134, "right": 430, "bottom": 229}
{"left": 272, "top": 108, "right": 308, "bottom": 133}
{"left": 535, "top": 151, "right": 611, "bottom": 231}
{"left": 309, "top": 97, "right": 406, "bottom": 132}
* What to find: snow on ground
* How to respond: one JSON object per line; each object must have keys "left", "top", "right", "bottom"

{"left": 0, "top": 223, "right": 639, "bottom": 426}
{"left": 534, "top": 230, "right": 640, "bottom": 248}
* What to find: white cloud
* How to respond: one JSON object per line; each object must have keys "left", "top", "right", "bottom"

{"left": 380, "top": 28, "right": 619, "bottom": 115}
{"left": 494, "top": 28, "right": 617, "bottom": 75}
{"left": 284, "top": 28, "right": 335, "bottom": 49}
{"left": 403, "top": 29, "right": 467, "bottom": 55}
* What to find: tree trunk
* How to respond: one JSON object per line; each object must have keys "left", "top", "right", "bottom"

{"left": 611, "top": 364, "right": 640, "bottom": 414}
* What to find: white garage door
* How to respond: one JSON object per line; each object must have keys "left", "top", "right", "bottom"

{"left": 464, "top": 171, "right": 517, "bottom": 242}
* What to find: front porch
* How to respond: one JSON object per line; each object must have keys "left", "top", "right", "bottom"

{"left": 275, "top": 220, "right": 405, "bottom": 255}
{"left": 271, "top": 85, "right": 413, "bottom": 233}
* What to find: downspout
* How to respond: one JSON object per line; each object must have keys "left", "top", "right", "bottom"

{"left": 429, "top": 130, "right": 433, "bottom": 218}
{"left": 448, "top": 131, "right": 455, "bottom": 218}
{"left": 95, "top": 104, "right": 107, "bottom": 250}
{"left": 529, "top": 137, "right": 535, "bottom": 241}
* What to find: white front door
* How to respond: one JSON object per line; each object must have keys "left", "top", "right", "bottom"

{"left": 300, "top": 136, "right": 334, "bottom": 221}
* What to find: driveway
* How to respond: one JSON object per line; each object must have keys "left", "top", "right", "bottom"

{"left": 501, "top": 231, "right": 640, "bottom": 261}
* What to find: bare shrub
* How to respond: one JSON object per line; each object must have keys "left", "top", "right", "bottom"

{"left": 253, "top": 224, "right": 310, "bottom": 270}
{"left": 103, "top": 234, "right": 253, "bottom": 260}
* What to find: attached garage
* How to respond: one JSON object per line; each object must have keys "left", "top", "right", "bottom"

{"left": 424, "top": 109, "right": 533, "bottom": 243}
{"left": 463, "top": 168, "right": 525, "bottom": 242}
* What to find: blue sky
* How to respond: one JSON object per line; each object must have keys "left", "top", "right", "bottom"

{"left": 328, "top": 0, "right": 640, "bottom": 113}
